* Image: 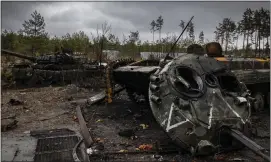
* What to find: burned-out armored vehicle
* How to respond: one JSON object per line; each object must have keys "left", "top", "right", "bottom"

{"left": 74, "top": 17, "right": 270, "bottom": 161}
{"left": 1, "top": 49, "right": 108, "bottom": 87}
{"left": 74, "top": 53, "right": 269, "bottom": 162}
{"left": 106, "top": 54, "right": 269, "bottom": 160}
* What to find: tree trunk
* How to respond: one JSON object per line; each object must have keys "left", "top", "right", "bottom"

{"left": 100, "top": 37, "right": 103, "bottom": 65}
{"left": 221, "top": 35, "right": 224, "bottom": 48}
{"left": 159, "top": 30, "right": 161, "bottom": 54}
{"left": 243, "top": 33, "right": 246, "bottom": 50}
{"left": 236, "top": 35, "right": 239, "bottom": 49}
{"left": 246, "top": 30, "right": 249, "bottom": 52}
{"left": 263, "top": 38, "right": 265, "bottom": 51}
{"left": 152, "top": 31, "right": 154, "bottom": 54}
{"left": 258, "top": 32, "right": 261, "bottom": 56}
{"left": 266, "top": 37, "right": 270, "bottom": 57}
{"left": 255, "top": 31, "right": 258, "bottom": 57}
{"left": 225, "top": 33, "right": 229, "bottom": 54}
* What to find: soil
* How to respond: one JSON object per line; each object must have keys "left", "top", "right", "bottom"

{"left": 1, "top": 85, "right": 270, "bottom": 162}
{"left": 1, "top": 85, "right": 98, "bottom": 134}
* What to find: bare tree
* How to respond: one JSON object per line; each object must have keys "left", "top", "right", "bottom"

{"left": 91, "top": 21, "right": 112, "bottom": 62}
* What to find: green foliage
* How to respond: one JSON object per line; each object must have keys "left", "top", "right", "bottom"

{"left": 188, "top": 22, "right": 195, "bottom": 41}
{"left": 215, "top": 7, "right": 270, "bottom": 57}
{"left": 22, "top": 10, "right": 46, "bottom": 36}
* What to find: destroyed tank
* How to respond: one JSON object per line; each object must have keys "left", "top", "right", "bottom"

{"left": 106, "top": 53, "right": 270, "bottom": 161}
{"left": 103, "top": 18, "right": 269, "bottom": 160}
{"left": 1, "top": 49, "right": 106, "bottom": 87}
{"left": 74, "top": 17, "right": 269, "bottom": 161}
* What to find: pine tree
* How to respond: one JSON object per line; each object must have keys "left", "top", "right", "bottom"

{"left": 188, "top": 22, "right": 195, "bottom": 41}
{"left": 242, "top": 8, "right": 254, "bottom": 52}
{"left": 179, "top": 20, "right": 185, "bottom": 40}
{"left": 150, "top": 20, "right": 157, "bottom": 53}
{"left": 198, "top": 31, "right": 204, "bottom": 45}
{"left": 22, "top": 10, "right": 46, "bottom": 37}
{"left": 156, "top": 15, "right": 164, "bottom": 53}
{"left": 221, "top": 18, "right": 236, "bottom": 54}
{"left": 21, "top": 10, "right": 47, "bottom": 55}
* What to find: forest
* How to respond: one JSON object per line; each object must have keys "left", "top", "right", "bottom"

{"left": 1, "top": 7, "right": 270, "bottom": 60}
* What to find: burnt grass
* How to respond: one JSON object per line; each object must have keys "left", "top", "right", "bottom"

{"left": 83, "top": 91, "right": 270, "bottom": 162}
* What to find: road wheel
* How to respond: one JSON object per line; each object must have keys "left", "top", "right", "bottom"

{"left": 252, "top": 92, "right": 265, "bottom": 112}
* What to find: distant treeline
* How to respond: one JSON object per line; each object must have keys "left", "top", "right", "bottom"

{"left": 1, "top": 7, "right": 270, "bottom": 61}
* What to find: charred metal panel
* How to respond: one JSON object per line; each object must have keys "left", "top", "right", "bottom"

{"left": 233, "top": 69, "right": 270, "bottom": 85}
{"left": 128, "top": 59, "right": 160, "bottom": 66}
{"left": 113, "top": 66, "right": 159, "bottom": 94}
{"left": 148, "top": 54, "right": 254, "bottom": 156}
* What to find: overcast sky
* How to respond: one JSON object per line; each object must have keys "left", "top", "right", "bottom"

{"left": 1, "top": 1, "right": 270, "bottom": 45}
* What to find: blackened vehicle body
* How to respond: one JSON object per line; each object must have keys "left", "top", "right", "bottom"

{"left": 110, "top": 54, "right": 269, "bottom": 160}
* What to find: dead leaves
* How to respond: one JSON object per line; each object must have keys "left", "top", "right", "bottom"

{"left": 95, "top": 137, "right": 105, "bottom": 143}
{"left": 137, "top": 144, "right": 153, "bottom": 151}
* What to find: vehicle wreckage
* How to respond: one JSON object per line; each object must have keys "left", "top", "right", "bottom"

{"left": 73, "top": 16, "right": 270, "bottom": 162}
{"left": 1, "top": 49, "right": 134, "bottom": 88}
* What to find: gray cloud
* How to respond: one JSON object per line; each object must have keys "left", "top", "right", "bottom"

{"left": 1, "top": 1, "right": 270, "bottom": 43}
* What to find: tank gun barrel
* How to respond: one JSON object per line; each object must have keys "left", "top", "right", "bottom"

{"left": 1, "top": 49, "right": 37, "bottom": 62}
{"left": 163, "top": 16, "right": 194, "bottom": 62}
{"left": 227, "top": 129, "right": 270, "bottom": 161}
